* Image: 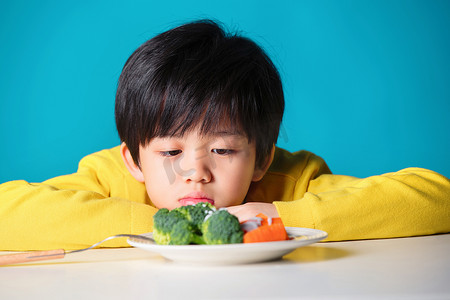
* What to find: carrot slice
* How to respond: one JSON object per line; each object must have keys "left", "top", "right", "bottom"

{"left": 243, "top": 213, "right": 288, "bottom": 243}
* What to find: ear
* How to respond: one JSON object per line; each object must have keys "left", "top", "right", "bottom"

{"left": 120, "top": 142, "right": 145, "bottom": 183}
{"left": 252, "top": 145, "right": 275, "bottom": 182}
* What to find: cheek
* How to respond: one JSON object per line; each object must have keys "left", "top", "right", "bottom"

{"left": 216, "top": 160, "right": 255, "bottom": 201}
{"left": 140, "top": 154, "right": 178, "bottom": 186}
{"left": 140, "top": 160, "right": 175, "bottom": 208}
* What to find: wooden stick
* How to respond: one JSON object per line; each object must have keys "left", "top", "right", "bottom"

{"left": 0, "top": 249, "right": 65, "bottom": 266}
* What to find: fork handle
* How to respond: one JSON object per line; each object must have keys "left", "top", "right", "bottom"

{"left": 0, "top": 249, "right": 65, "bottom": 266}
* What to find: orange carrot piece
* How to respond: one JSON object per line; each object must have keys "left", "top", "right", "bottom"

{"left": 243, "top": 214, "right": 289, "bottom": 243}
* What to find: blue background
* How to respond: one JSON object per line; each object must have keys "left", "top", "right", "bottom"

{"left": 1, "top": 0, "right": 449, "bottom": 183}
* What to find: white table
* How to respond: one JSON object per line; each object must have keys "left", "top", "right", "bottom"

{"left": 0, "top": 234, "right": 449, "bottom": 300}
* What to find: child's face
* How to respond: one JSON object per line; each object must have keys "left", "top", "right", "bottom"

{"left": 122, "top": 127, "right": 268, "bottom": 210}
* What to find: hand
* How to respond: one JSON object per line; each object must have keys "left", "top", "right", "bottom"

{"left": 226, "top": 202, "right": 279, "bottom": 223}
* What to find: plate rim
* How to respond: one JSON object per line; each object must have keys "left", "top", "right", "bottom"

{"left": 127, "top": 227, "right": 327, "bottom": 264}
{"left": 127, "top": 227, "right": 327, "bottom": 249}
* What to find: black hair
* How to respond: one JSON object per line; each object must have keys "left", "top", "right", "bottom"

{"left": 115, "top": 19, "right": 284, "bottom": 168}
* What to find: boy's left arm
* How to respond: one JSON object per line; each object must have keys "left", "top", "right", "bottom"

{"left": 274, "top": 167, "right": 450, "bottom": 241}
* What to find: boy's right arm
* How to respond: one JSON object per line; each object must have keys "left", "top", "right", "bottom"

{"left": 0, "top": 147, "right": 157, "bottom": 251}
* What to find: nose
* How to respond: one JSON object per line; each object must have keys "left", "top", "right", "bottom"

{"left": 175, "top": 152, "right": 212, "bottom": 183}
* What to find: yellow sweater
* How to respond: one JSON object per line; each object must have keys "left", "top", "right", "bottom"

{"left": 1, "top": 146, "right": 449, "bottom": 250}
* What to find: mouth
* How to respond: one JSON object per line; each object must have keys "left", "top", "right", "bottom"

{"left": 179, "top": 192, "right": 215, "bottom": 206}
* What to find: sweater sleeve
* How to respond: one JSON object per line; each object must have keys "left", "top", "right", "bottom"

{"left": 0, "top": 147, "right": 158, "bottom": 251}
{"left": 274, "top": 167, "right": 450, "bottom": 241}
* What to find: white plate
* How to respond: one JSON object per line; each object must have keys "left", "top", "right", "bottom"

{"left": 127, "top": 227, "right": 327, "bottom": 265}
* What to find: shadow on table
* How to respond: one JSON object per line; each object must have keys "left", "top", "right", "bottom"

{"left": 282, "top": 245, "right": 351, "bottom": 263}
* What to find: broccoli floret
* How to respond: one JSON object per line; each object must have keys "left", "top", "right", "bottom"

{"left": 176, "top": 202, "right": 216, "bottom": 235}
{"left": 153, "top": 206, "right": 210, "bottom": 245}
{"left": 202, "top": 209, "right": 243, "bottom": 245}
{"left": 153, "top": 208, "right": 197, "bottom": 245}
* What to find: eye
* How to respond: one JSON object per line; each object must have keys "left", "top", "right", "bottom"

{"left": 212, "top": 149, "right": 234, "bottom": 155}
{"left": 160, "top": 150, "right": 182, "bottom": 157}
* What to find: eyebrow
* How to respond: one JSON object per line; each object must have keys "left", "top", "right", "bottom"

{"left": 208, "top": 130, "right": 246, "bottom": 138}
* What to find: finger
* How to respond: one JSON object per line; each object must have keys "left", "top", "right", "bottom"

{"left": 226, "top": 206, "right": 258, "bottom": 222}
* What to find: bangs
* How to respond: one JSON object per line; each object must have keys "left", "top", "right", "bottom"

{"left": 145, "top": 90, "right": 251, "bottom": 142}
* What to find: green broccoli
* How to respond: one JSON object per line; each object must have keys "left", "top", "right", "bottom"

{"left": 176, "top": 202, "right": 216, "bottom": 235}
{"left": 153, "top": 204, "right": 243, "bottom": 245}
{"left": 202, "top": 209, "right": 243, "bottom": 245}
{"left": 153, "top": 208, "right": 201, "bottom": 245}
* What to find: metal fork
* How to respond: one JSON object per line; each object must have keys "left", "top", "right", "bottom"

{"left": 0, "top": 234, "right": 154, "bottom": 266}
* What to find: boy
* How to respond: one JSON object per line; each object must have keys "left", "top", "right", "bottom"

{"left": 1, "top": 20, "right": 449, "bottom": 250}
